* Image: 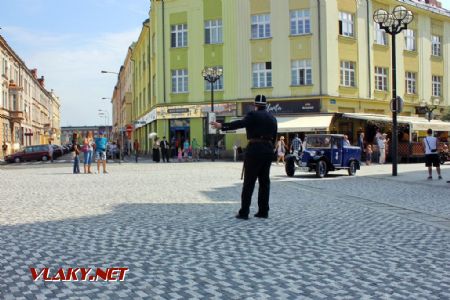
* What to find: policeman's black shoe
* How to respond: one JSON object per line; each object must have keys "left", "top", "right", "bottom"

{"left": 235, "top": 213, "right": 249, "bottom": 220}
{"left": 254, "top": 212, "right": 268, "bottom": 219}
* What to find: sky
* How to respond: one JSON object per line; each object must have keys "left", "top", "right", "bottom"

{"left": 0, "top": 0, "right": 449, "bottom": 126}
{"left": 0, "top": 0, "right": 149, "bottom": 126}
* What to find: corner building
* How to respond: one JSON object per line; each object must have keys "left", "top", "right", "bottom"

{"left": 134, "top": 0, "right": 450, "bottom": 154}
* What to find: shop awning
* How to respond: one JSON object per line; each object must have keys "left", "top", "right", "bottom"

{"left": 277, "top": 115, "right": 334, "bottom": 132}
{"left": 341, "top": 113, "right": 450, "bottom": 132}
{"left": 230, "top": 115, "right": 334, "bottom": 134}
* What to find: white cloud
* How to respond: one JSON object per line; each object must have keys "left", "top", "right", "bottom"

{"left": 6, "top": 26, "right": 140, "bottom": 126}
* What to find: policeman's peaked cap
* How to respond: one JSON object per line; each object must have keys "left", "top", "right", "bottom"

{"left": 254, "top": 94, "right": 267, "bottom": 107}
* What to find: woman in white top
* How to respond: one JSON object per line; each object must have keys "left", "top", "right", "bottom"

{"left": 423, "top": 128, "right": 442, "bottom": 180}
{"left": 276, "top": 136, "right": 286, "bottom": 164}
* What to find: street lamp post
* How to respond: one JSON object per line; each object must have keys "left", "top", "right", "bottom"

{"left": 98, "top": 109, "right": 110, "bottom": 139}
{"left": 374, "top": 6, "right": 413, "bottom": 176}
{"left": 420, "top": 98, "right": 440, "bottom": 122}
{"left": 202, "top": 67, "right": 223, "bottom": 161}
{"left": 101, "top": 70, "right": 123, "bottom": 162}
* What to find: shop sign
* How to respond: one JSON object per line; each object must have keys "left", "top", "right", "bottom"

{"left": 201, "top": 103, "right": 237, "bottom": 116}
{"left": 242, "top": 99, "right": 321, "bottom": 115}
{"left": 134, "top": 109, "right": 157, "bottom": 129}
{"left": 167, "top": 108, "right": 189, "bottom": 114}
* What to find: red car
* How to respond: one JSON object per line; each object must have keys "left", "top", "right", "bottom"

{"left": 5, "top": 145, "right": 52, "bottom": 163}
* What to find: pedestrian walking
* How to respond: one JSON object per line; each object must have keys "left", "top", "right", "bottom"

{"left": 365, "top": 144, "right": 373, "bottom": 165}
{"left": 133, "top": 139, "right": 140, "bottom": 163}
{"left": 276, "top": 136, "right": 286, "bottom": 164}
{"left": 160, "top": 136, "right": 170, "bottom": 162}
{"left": 153, "top": 137, "right": 161, "bottom": 162}
{"left": 290, "top": 134, "right": 302, "bottom": 155}
{"left": 183, "top": 139, "right": 190, "bottom": 162}
{"left": 95, "top": 132, "right": 108, "bottom": 174}
{"left": 423, "top": 128, "right": 442, "bottom": 180}
{"left": 82, "top": 131, "right": 94, "bottom": 174}
{"left": 48, "top": 141, "right": 54, "bottom": 163}
{"left": 177, "top": 147, "right": 183, "bottom": 162}
{"left": 358, "top": 131, "right": 365, "bottom": 160}
{"left": 192, "top": 138, "right": 200, "bottom": 161}
{"left": 378, "top": 134, "right": 387, "bottom": 164}
{"left": 2, "top": 142, "right": 8, "bottom": 160}
{"left": 72, "top": 143, "right": 80, "bottom": 174}
{"left": 210, "top": 94, "right": 277, "bottom": 220}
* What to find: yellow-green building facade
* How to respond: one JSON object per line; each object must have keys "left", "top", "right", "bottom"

{"left": 128, "top": 0, "right": 450, "bottom": 154}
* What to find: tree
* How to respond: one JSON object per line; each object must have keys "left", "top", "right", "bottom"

{"left": 441, "top": 109, "right": 450, "bottom": 122}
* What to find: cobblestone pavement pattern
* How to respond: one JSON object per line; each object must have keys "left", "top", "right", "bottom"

{"left": 1, "top": 162, "right": 450, "bottom": 299}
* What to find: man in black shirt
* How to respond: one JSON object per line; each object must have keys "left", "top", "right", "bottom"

{"left": 160, "top": 136, "right": 170, "bottom": 162}
{"left": 210, "top": 95, "right": 278, "bottom": 219}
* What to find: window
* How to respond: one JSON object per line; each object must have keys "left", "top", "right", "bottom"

{"left": 171, "top": 24, "right": 188, "bottom": 48}
{"left": 340, "top": 61, "right": 356, "bottom": 87}
{"left": 404, "top": 29, "right": 416, "bottom": 51}
{"left": 432, "top": 75, "right": 442, "bottom": 97}
{"left": 432, "top": 35, "right": 441, "bottom": 56}
{"left": 374, "top": 67, "right": 388, "bottom": 91}
{"left": 251, "top": 14, "right": 271, "bottom": 39}
{"left": 205, "top": 67, "right": 224, "bottom": 91}
{"left": 171, "top": 69, "right": 188, "bottom": 93}
{"left": 252, "top": 62, "right": 272, "bottom": 88}
{"left": 2, "top": 58, "right": 7, "bottom": 76}
{"left": 2, "top": 91, "right": 7, "bottom": 109}
{"left": 290, "top": 9, "right": 311, "bottom": 35}
{"left": 405, "top": 72, "right": 416, "bottom": 94}
{"left": 205, "top": 19, "right": 223, "bottom": 44}
{"left": 291, "top": 60, "right": 312, "bottom": 86}
{"left": 339, "top": 12, "right": 354, "bottom": 37}
{"left": 12, "top": 94, "right": 17, "bottom": 111}
{"left": 374, "top": 22, "right": 387, "bottom": 45}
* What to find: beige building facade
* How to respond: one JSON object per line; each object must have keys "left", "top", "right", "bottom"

{"left": 1, "top": 35, "right": 61, "bottom": 159}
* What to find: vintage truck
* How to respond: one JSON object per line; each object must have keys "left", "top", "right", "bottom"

{"left": 285, "top": 134, "right": 362, "bottom": 178}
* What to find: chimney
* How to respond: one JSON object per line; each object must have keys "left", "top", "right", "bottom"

{"left": 37, "top": 76, "right": 45, "bottom": 87}
{"left": 30, "top": 68, "right": 37, "bottom": 79}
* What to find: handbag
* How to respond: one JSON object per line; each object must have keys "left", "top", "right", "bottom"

{"left": 81, "top": 144, "right": 89, "bottom": 152}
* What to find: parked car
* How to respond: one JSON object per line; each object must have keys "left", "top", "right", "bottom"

{"left": 285, "top": 134, "right": 361, "bottom": 178}
{"left": 52, "top": 145, "right": 63, "bottom": 158}
{"left": 5, "top": 145, "right": 52, "bottom": 163}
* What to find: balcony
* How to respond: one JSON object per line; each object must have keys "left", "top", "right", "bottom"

{"left": 10, "top": 111, "right": 24, "bottom": 122}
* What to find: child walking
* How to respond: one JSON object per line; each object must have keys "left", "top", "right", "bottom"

{"left": 73, "top": 143, "right": 80, "bottom": 174}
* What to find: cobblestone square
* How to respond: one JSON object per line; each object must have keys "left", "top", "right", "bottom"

{"left": 1, "top": 162, "right": 450, "bottom": 299}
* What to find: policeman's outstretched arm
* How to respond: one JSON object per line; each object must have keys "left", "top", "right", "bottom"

{"left": 210, "top": 121, "right": 222, "bottom": 129}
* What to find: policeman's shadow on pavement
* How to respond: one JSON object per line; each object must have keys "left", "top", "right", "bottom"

{"left": 272, "top": 173, "right": 348, "bottom": 180}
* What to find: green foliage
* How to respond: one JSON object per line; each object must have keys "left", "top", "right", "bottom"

{"left": 441, "top": 109, "right": 450, "bottom": 122}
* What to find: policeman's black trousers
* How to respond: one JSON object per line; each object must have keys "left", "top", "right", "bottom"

{"left": 240, "top": 154, "right": 272, "bottom": 216}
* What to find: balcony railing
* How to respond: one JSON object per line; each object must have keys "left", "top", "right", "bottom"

{"left": 10, "top": 111, "right": 24, "bottom": 121}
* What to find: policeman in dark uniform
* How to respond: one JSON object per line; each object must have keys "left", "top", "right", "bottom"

{"left": 211, "top": 95, "right": 277, "bottom": 219}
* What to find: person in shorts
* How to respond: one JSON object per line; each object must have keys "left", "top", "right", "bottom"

{"left": 423, "top": 128, "right": 442, "bottom": 180}
{"left": 95, "top": 132, "right": 108, "bottom": 174}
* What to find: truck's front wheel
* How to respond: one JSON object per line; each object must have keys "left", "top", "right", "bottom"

{"left": 285, "top": 156, "right": 295, "bottom": 177}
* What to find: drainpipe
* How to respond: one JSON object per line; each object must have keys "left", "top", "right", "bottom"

{"left": 366, "top": 0, "right": 372, "bottom": 99}
{"left": 317, "top": 0, "right": 323, "bottom": 96}
{"left": 161, "top": 0, "right": 166, "bottom": 104}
